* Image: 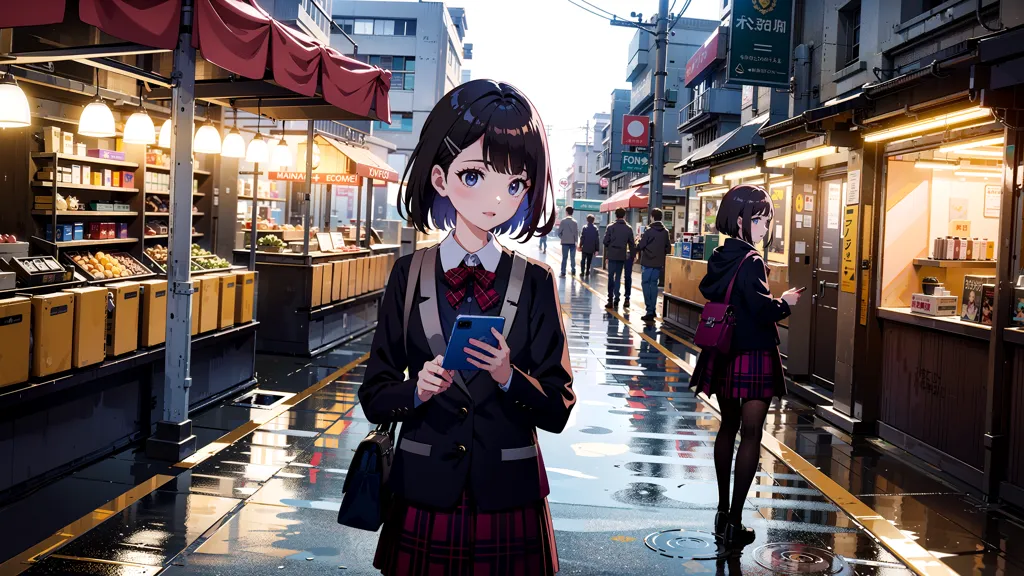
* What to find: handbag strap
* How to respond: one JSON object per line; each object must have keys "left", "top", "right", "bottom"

{"left": 722, "top": 251, "right": 758, "bottom": 305}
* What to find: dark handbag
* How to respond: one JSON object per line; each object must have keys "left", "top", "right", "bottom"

{"left": 694, "top": 251, "right": 756, "bottom": 355}
{"left": 337, "top": 421, "right": 397, "bottom": 531}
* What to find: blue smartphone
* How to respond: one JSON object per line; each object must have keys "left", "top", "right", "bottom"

{"left": 443, "top": 315, "right": 506, "bottom": 371}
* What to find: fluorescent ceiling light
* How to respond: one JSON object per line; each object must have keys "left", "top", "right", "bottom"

{"left": 914, "top": 159, "right": 959, "bottom": 170}
{"left": 950, "top": 148, "right": 1003, "bottom": 158}
{"left": 765, "top": 145, "right": 839, "bottom": 167}
{"left": 954, "top": 170, "right": 1002, "bottom": 178}
{"left": 863, "top": 107, "right": 992, "bottom": 143}
{"left": 938, "top": 135, "right": 1005, "bottom": 153}
{"left": 697, "top": 187, "right": 728, "bottom": 198}
{"left": 721, "top": 167, "right": 762, "bottom": 181}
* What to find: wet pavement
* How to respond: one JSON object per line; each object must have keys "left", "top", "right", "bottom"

{"left": 0, "top": 241, "right": 1021, "bottom": 575}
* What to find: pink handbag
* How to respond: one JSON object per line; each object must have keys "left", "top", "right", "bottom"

{"left": 694, "top": 251, "right": 757, "bottom": 355}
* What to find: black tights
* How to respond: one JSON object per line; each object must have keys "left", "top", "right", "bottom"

{"left": 714, "top": 398, "right": 770, "bottom": 523}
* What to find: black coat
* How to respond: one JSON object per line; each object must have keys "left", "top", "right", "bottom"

{"left": 603, "top": 219, "right": 636, "bottom": 261}
{"left": 635, "top": 221, "right": 671, "bottom": 268}
{"left": 579, "top": 224, "right": 600, "bottom": 254}
{"left": 699, "top": 237, "right": 791, "bottom": 351}
{"left": 359, "top": 248, "right": 575, "bottom": 512}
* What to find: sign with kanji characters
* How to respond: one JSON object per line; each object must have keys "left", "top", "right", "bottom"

{"left": 573, "top": 199, "right": 603, "bottom": 212}
{"left": 727, "top": 0, "right": 795, "bottom": 89}
{"left": 621, "top": 151, "right": 650, "bottom": 173}
{"left": 949, "top": 220, "right": 971, "bottom": 236}
{"left": 269, "top": 171, "right": 360, "bottom": 185}
{"left": 841, "top": 205, "right": 859, "bottom": 294}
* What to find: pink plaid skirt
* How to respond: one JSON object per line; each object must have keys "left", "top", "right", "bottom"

{"left": 373, "top": 491, "right": 558, "bottom": 576}
{"left": 691, "top": 348, "right": 786, "bottom": 400}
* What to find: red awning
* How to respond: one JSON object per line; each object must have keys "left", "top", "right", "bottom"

{"left": 0, "top": 0, "right": 391, "bottom": 123}
{"left": 600, "top": 185, "right": 650, "bottom": 212}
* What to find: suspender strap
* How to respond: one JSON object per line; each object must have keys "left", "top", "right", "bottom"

{"left": 498, "top": 253, "right": 528, "bottom": 339}
{"left": 722, "top": 251, "right": 757, "bottom": 304}
{"left": 403, "top": 248, "right": 428, "bottom": 355}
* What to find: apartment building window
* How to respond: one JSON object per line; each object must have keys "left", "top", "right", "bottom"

{"left": 837, "top": 1, "right": 862, "bottom": 70}
{"left": 355, "top": 55, "right": 416, "bottom": 91}
{"left": 900, "top": 0, "right": 946, "bottom": 21}
{"left": 336, "top": 18, "right": 417, "bottom": 36}
{"left": 373, "top": 113, "right": 414, "bottom": 132}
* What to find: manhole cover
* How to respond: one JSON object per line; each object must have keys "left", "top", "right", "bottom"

{"left": 752, "top": 543, "right": 850, "bottom": 574}
{"left": 644, "top": 529, "right": 724, "bottom": 560}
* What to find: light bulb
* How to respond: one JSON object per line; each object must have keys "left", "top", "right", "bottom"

{"left": 246, "top": 134, "right": 269, "bottom": 164}
{"left": 123, "top": 110, "right": 155, "bottom": 144}
{"left": 272, "top": 139, "right": 292, "bottom": 168}
{"left": 158, "top": 119, "right": 171, "bottom": 148}
{"left": 222, "top": 128, "right": 245, "bottom": 158}
{"left": 0, "top": 74, "right": 30, "bottom": 128}
{"left": 194, "top": 122, "right": 222, "bottom": 154}
{"left": 79, "top": 99, "right": 116, "bottom": 137}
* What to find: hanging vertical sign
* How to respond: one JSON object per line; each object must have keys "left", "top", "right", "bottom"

{"left": 841, "top": 205, "right": 859, "bottom": 293}
{"left": 726, "top": 0, "right": 795, "bottom": 89}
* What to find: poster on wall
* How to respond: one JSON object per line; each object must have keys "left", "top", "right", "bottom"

{"left": 827, "top": 182, "right": 842, "bottom": 230}
{"left": 949, "top": 197, "right": 969, "bottom": 220}
{"left": 768, "top": 184, "right": 790, "bottom": 255}
{"left": 703, "top": 197, "right": 721, "bottom": 234}
{"left": 985, "top": 185, "right": 1001, "bottom": 218}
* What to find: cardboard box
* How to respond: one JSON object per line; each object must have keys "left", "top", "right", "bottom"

{"left": 71, "top": 164, "right": 82, "bottom": 185}
{"left": 216, "top": 274, "right": 236, "bottom": 329}
{"left": 91, "top": 171, "right": 102, "bottom": 186}
{"left": 962, "top": 275, "right": 996, "bottom": 323}
{"left": 361, "top": 257, "right": 370, "bottom": 295}
{"left": 352, "top": 258, "right": 363, "bottom": 297}
{"left": 44, "top": 126, "right": 61, "bottom": 153}
{"left": 911, "top": 293, "right": 959, "bottom": 317}
{"left": 0, "top": 297, "right": 31, "bottom": 387}
{"left": 139, "top": 279, "right": 167, "bottom": 347}
{"left": 32, "top": 292, "right": 74, "bottom": 377}
{"left": 105, "top": 282, "right": 140, "bottom": 356}
{"left": 191, "top": 279, "right": 201, "bottom": 336}
{"left": 66, "top": 287, "right": 106, "bottom": 368}
{"left": 322, "top": 263, "right": 334, "bottom": 304}
{"left": 62, "top": 132, "right": 74, "bottom": 155}
{"left": 199, "top": 276, "right": 220, "bottom": 333}
{"left": 312, "top": 264, "right": 324, "bottom": 307}
{"left": 235, "top": 271, "right": 256, "bottom": 324}
{"left": 377, "top": 256, "right": 385, "bottom": 290}
{"left": 332, "top": 261, "right": 344, "bottom": 301}
{"left": 87, "top": 149, "right": 126, "bottom": 161}
{"left": 337, "top": 260, "right": 350, "bottom": 300}
{"left": 103, "top": 169, "right": 113, "bottom": 188}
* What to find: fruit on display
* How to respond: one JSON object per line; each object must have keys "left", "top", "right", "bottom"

{"left": 190, "top": 244, "right": 213, "bottom": 257}
{"left": 68, "top": 250, "right": 148, "bottom": 280}
{"left": 0, "top": 234, "right": 18, "bottom": 243}
{"left": 195, "top": 255, "right": 230, "bottom": 270}
{"left": 257, "top": 234, "right": 285, "bottom": 248}
{"left": 243, "top": 219, "right": 305, "bottom": 232}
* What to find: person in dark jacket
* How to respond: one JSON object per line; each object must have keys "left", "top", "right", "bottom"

{"left": 635, "top": 208, "right": 672, "bottom": 321}
{"left": 603, "top": 207, "right": 635, "bottom": 309}
{"left": 578, "top": 214, "right": 600, "bottom": 277}
{"left": 690, "top": 184, "right": 802, "bottom": 549}
{"left": 360, "top": 80, "right": 574, "bottom": 576}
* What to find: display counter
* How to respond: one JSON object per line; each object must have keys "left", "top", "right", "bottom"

{"left": 233, "top": 246, "right": 398, "bottom": 355}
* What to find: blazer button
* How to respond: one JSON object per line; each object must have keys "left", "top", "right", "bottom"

{"left": 459, "top": 407, "right": 469, "bottom": 417}
{"left": 456, "top": 444, "right": 467, "bottom": 454}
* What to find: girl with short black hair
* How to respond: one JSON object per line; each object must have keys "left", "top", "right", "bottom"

{"left": 360, "top": 79, "right": 575, "bottom": 576}
{"left": 690, "top": 184, "right": 802, "bottom": 547}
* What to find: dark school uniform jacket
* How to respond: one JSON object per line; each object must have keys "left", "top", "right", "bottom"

{"left": 699, "top": 237, "right": 791, "bottom": 351}
{"left": 359, "top": 248, "right": 575, "bottom": 512}
{"left": 579, "top": 224, "right": 600, "bottom": 254}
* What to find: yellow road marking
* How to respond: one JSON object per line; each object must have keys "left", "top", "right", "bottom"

{"left": 0, "top": 354, "right": 368, "bottom": 576}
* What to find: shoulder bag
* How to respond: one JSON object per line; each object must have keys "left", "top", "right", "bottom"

{"left": 693, "top": 251, "right": 756, "bottom": 355}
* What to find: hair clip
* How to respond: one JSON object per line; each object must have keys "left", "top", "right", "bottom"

{"left": 444, "top": 136, "right": 462, "bottom": 157}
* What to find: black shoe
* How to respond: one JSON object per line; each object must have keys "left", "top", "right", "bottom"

{"left": 624, "top": 299, "right": 631, "bottom": 308}
{"left": 724, "top": 522, "right": 755, "bottom": 548}
{"left": 641, "top": 314, "right": 655, "bottom": 322}
{"left": 559, "top": 273, "right": 566, "bottom": 278}
{"left": 714, "top": 511, "right": 728, "bottom": 536}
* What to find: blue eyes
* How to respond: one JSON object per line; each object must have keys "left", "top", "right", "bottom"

{"left": 454, "top": 168, "right": 528, "bottom": 195}
{"left": 459, "top": 169, "right": 482, "bottom": 187}
{"left": 508, "top": 180, "right": 527, "bottom": 196}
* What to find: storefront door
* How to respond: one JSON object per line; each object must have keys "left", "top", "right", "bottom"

{"left": 812, "top": 177, "right": 845, "bottom": 386}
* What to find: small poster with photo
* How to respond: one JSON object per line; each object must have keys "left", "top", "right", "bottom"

{"left": 1013, "top": 287, "right": 1024, "bottom": 325}
{"left": 981, "top": 284, "right": 996, "bottom": 325}
{"left": 962, "top": 275, "right": 994, "bottom": 323}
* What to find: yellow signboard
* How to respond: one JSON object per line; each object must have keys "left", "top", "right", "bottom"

{"left": 841, "top": 205, "right": 859, "bottom": 293}
{"left": 795, "top": 194, "right": 804, "bottom": 213}
{"left": 949, "top": 220, "right": 971, "bottom": 236}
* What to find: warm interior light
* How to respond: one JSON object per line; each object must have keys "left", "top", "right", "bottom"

{"left": 272, "top": 138, "right": 292, "bottom": 168}
{"left": 222, "top": 127, "right": 245, "bottom": 158}
{"left": 765, "top": 145, "right": 840, "bottom": 168}
{"left": 0, "top": 73, "right": 31, "bottom": 128}
{"left": 710, "top": 175, "right": 724, "bottom": 185}
{"left": 193, "top": 122, "right": 222, "bottom": 154}
{"left": 246, "top": 133, "right": 269, "bottom": 164}
{"left": 312, "top": 142, "right": 321, "bottom": 169}
{"left": 949, "top": 148, "right": 1003, "bottom": 158}
{"left": 697, "top": 187, "right": 729, "bottom": 198}
{"left": 938, "top": 135, "right": 1005, "bottom": 153}
{"left": 914, "top": 159, "right": 959, "bottom": 170}
{"left": 123, "top": 110, "right": 155, "bottom": 144}
{"left": 720, "top": 167, "right": 763, "bottom": 181}
{"left": 79, "top": 99, "right": 116, "bottom": 137}
{"left": 863, "top": 107, "right": 992, "bottom": 143}
{"left": 954, "top": 169, "right": 1002, "bottom": 178}
{"left": 158, "top": 119, "right": 171, "bottom": 148}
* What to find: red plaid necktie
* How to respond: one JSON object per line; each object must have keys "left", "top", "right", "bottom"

{"left": 443, "top": 262, "right": 501, "bottom": 312}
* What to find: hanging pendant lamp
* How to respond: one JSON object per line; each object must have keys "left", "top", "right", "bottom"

{"left": 222, "top": 108, "right": 245, "bottom": 158}
{"left": 79, "top": 82, "right": 115, "bottom": 138}
{"left": 246, "top": 102, "right": 269, "bottom": 164}
{"left": 272, "top": 120, "right": 292, "bottom": 168}
{"left": 123, "top": 85, "right": 155, "bottom": 144}
{"left": 194, "top": 118, "right": 222, "bottom": 154}
{"left": 158, "top": 118, "right": 171, "bottom": 149}
{"left": 0, "top": 69, "right": 31, "bottom": 128}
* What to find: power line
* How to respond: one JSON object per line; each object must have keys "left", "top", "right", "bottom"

{"left": 565, "top": 0, "right": 613, "bottom": 22}
{"left": 669, "top": 0, "right": 694, "bottom": 32}
{"left": 576, "top": 0, "right": 620, "bottom": 19}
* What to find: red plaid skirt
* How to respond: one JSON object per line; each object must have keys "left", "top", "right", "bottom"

{"left": 373, "top": 491, "right": 559, "bottom": 576}
{"left": 691, "top": 348, "right": 786, "bottom": 400}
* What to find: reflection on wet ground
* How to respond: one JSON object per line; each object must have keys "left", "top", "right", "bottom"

{"left": 0, "top": 244, "right": 1020, "bottom": 575}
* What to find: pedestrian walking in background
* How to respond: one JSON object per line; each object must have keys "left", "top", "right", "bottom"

{"left": 689, "top": 185, "right": 802, "bottom": 549}
{"left": 558, "top": 206, "right": 578, "bottom": 277}
{"left": 603, "top": 207, "right": 635, "bottom": 309}
{"left": 539, "top": 231, "right": 548, "bottom": 253}
{"left": 578, "top": 214, "right": 600, "bottom": 277}
{"left": 636, "top": 208, "right": 672, "bottom": 322}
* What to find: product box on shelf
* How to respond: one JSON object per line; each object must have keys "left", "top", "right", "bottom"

{"left": 123, "top": 172, "right": 134, "bottom": 189}
{"left": 91, "top": 171, "right": 102, "bottom": 186}
{"left": 89, "top": 222, "right": 101, "bottom": 240}
{"left": 139, "top": 279, "right": 167, "bottom": 347}
{"left": 354, "top": 257, "right": 365, "bottom": 298}
{"left": 73, "top": 223, "right": 84, "bottom": 241}
{"left": 112, "top": 171, "right": 122, "bottom": 188}
{"left": 106, "top": 282, "right": 140, "bottom": 356}
{"left": 234, "top": 271, "right": 255, "bottom": 324}
{"left": 199, "top": 275, "right": 219, "bottom": 333}
{"left": 66, "top": 287, "right": 107, "bottom": 368}
{"left": 118, "top": 223, "right": 128, "bottom": 239}
{"left": 322, "top": 263, "right": 334, "bottom": 304}
{"left": 361, "top": 257, "right": 370, "bottom": 295}
{"left": 332, "top": 261, "right": 344, "bottom": 301}
{"left": 31, "top": 292, "right": 74, "bottom": 378}
{"left": 982, "top": 284, "right": 996, "bottom": 325}
{"left": 61, "top": 167, "right": 72, "bottom": 183}
{"left": 191, "top": 279, "right": 201, "bottom": 336}
{"left": 312, "top": 264, "right": 324, "bottom": 307}
{"left": 89, "top": 201, "right": 115, "bottom": 211}
{"left": 76, "top": 143, "right": 86, "bottom": 156}
{"left": 82, "top": 165, "right": 91, "bottom": 184}
{"left": 215, "top": 274, "right": 236, "bottom": 329}
{"left": 338, "top": 260, "right": 351, "bottom": 300}
{"left": 0, "top": 272, "right": 13, "bottom": 290}
{"left": 962, "top": 275, "right": 996, "bottom": 323}
{"left": 44, "top": 126, "right": 61, "bottom": 153}
{"left": 87, "top": 149, "right": 126, "bottom": 161}
{"left": 62, "top": 132, "right": 74, "bottom": 155}
{"left": 911, "top": 293, "right": 959, "bottom": 317}
{"left": 71, "top": 165, "right": 81, "bottom": 185}
{"left": 103, "top": 169, "right": 113, "bottom": 188}
{"left": 0, "top": 241, "right": 29, "bottom": 262}
{"left": 0, "top": 296, "right": 31, "bottom": 387}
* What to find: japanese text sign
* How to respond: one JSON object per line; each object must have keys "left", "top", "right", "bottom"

{"left": 841, "top": 205, "right": 858, "bottom": 293}
{"left": 685, "top": 28, "right": 724, "bottom": 86}
{"left": 622, "top": 115, "right": 650, "bottom": 147}
{"left": 727, "top": 0, "right": 794, "bottom": 89}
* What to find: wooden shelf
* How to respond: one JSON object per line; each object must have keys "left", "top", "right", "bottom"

{"left": 33, "top": 181, "right": 140, "bottom": 194}
{"left": 238, "top": 195, "right": 285, "bottom": 203}
{"left": 144, "top": 233, "right": 203, "bottom": 240}
{"left": 913, "top": 258, "right": 997, "bottom": 268}
{"left": 145, "top": 164, "right": 212, "bottom": 176}
{"left": 145, "top": 212, "right": 204, "bottom": 217}
{"left": 32, "top": 210, "right": 138, "bottom": 217}
{"left": 34, "top": 237, "right": 139, "bottom": 247}
{"left": 33, "top": 152, "right": 138, "bottom": 169}
{"left": 145, "top": 190, "right": 204, "bottom": 197}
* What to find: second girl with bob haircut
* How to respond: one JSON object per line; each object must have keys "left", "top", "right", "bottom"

{"left": 359, "top": 79, "right": 575, "bottom": 576}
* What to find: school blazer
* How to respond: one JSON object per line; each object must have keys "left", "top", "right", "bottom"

{"left": 359, "top": 247, "right": 575, "bottom": 512}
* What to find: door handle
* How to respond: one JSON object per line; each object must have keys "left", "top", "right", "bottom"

{"left": 824, "top": 282, "right": 839, "bottom": 290}
{"left": 817, "top": 280, "right": 826, "bottom": 299}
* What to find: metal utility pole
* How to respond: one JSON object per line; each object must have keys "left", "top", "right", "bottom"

{"left": 583, "top": 119, "right": 589, "bottom": 202}
{"left": 649, "top": 0, "right": 669, "bottom": 211}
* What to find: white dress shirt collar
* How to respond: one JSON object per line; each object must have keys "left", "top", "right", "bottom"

{"left": 439, "top": 232, "right": 503, "bottom": 273}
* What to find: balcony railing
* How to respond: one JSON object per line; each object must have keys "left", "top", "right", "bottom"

{"left": 679, "top": 88, "right": 741, "bottom": 129}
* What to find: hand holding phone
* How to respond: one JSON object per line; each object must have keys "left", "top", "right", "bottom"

{"left": 443, "top": 316, "right": 507, "bottom": 371}
{"left": 416, "top": 355, "right": 453, "bottom": 404}
{"left": 782, "top": 287, "right": 804, "bottom": 306}
{"left": 795, "top": 286, "right": 807, "bottom": 293}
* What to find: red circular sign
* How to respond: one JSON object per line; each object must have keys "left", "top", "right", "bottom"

{"left": 559, "top": 178, "right": 569, "bottom": 189}
{"left": 599, "top": 177, "right": 609, "bottom": 188}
